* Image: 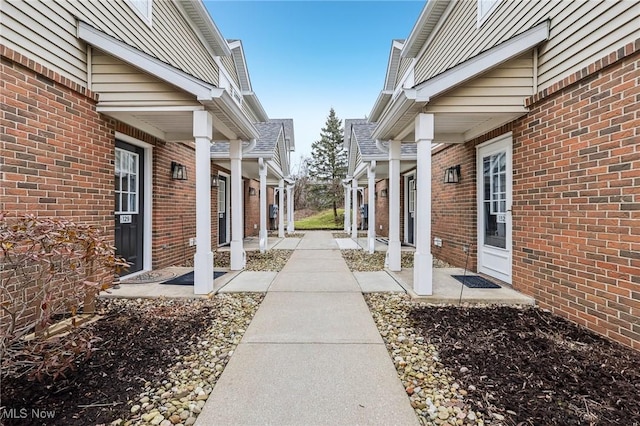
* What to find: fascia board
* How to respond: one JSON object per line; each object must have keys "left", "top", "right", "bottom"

{"left": 77, "top": 21, "right": 215, "bottom": 100}
{"left": 401, "top": 0, "right": 445, "bottom": 58}
{"left": 352, "top": 162, "right": 369, "bottom": 180}
{"left": 243, "top": 92, "right": 269, "bottom": 122}
{"left": 266, "top": 160, "right": 285, "bottom": 179}
{"left": 368, "top": 91, "right": 393, "bottom": 122}
{"left": 415, "top": 21, "right": 550, "bottom": 100}
{"left": 205, "top": 90, "right": 260, "bottom": 139}
{"left": 176, "top": 0, "right": 231, "bottom": 57}
{"left": 371, "top": 90, "right": 418, "bottom": 140}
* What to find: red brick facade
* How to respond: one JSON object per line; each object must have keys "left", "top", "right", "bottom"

{"left": 431, "top": 42, "right": 640, "bottom": 349}
{"left": 1, "top": 46, "right": 234, "bottom": 277}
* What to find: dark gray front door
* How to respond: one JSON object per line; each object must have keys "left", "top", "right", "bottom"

{"left": 114, "top": 140, "right": 144, "bottom": 275}
{"left": 218, "top": 175, "right": 227, "bottom": 245}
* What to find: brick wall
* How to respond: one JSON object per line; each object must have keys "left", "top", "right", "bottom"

{"left": 512, "top": 45, "right": 640, "bottom": 350}
{"left": 374, "top": 179, "right": 389, "bottom": 236}
{"left": 244, "top": 179, "right": 260, "bottom": 237}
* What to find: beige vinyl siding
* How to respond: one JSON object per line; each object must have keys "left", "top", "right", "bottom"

{"left": 1, "top": 0, "right": 87, "bottom": 83}
{"left": 1, "top": 0, "right": 219, "bottom": 87}
{"left": 91, "top": 50, "right": 200, "bottom": 107}
{"left": 221, "top": 55, "right": 240, "bottom": 88}
{"left": 425, "top": 55, "right": 532, "bottom": 114}
{"left": 414, "top": 0, "right": 639, "bottom": 93}
{"left": 395, "top": 57, "right": 413, "bottom": 87}
{"left": 241, "top": 102, "right": 260, "bottom": 123}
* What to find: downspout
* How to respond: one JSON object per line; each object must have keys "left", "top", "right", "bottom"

{"left": 242, "top": 138, "right": 257, "bottom": 154}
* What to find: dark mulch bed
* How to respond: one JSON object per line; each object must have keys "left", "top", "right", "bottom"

{"left": 411, "top": 306, "right": 640, "bottom": 425}
{"left": 1, "top": 299, "right": 218, "bottom": 426}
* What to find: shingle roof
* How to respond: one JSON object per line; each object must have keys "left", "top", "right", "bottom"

{"left": 210, "top": 119, "right": 294, "bottom": 156}
{"left": 345, "top": 120, "right": 416, "bottom": 158}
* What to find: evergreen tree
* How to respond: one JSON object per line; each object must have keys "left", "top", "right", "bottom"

{"left": 308, "top": 108, "right": 347, "bottom": 222}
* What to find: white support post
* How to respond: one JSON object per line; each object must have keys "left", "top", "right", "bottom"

{"left": 387, "top": 140, "right": 401, "bottom": 271}
{"left": 351, "top": 179, "right": 358, "bottom": 240}
{"left": 193, "top": 111, "right": 214, "bottom": 294}
{"left": 278, "top": 179, "right": 285, "bottom": 238}
{"left": 344, "top": 180, "right": 351, "bottom": 233}
{"left": 414, "top": 114, "right": 434, "bottom": 295}
{"left": 286, "top": 184, "right": 295, "bottom": 233}
{"left": 258, "top": 158, "right": 268, "bottom": 253}
{"left": 367, "top": 161, "right": 376, "bottom": 254}
{"left": 230, "top": 140, "right": 245, "bottom": 271}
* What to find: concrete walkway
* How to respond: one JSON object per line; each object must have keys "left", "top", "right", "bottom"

{"left": 195, "top": 231, "right": 419, "bottom": 426}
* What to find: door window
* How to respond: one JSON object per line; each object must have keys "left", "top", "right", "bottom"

{"left": 483, "top": 152, "right": 506, "bottom": 248}
{"left": 218, "top": 177, "right": 226, "bottom": 214}
{"left": 115, "top": 148, "right": 139, "bottom": 214}
{"left": 408, "top": 179, "right": 416, "bottom": 214}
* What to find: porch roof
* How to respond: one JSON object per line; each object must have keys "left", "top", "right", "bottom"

{"left": 371, "top": 21, "right": 550, "bottom": 144}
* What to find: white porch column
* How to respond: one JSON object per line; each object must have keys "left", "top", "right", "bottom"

{"left": 351, "top": 178, "right": 358, "bottom": 240}
{"left": 367, "top": 161, "right": 377, "bottom": 254}
{"left": 387, "top": 140, "right": 402, "bottom": 271}
{"left": 230, "top": 140, "right": 245, "bottom": 271}
{"left": 258, "top": 158, "right": 268, "bottom": 253}
{"left": 193, "top": 110, "right": 214, "bottom": 294}
{"left": 414, "top": 114, "right": 434, "bottom": 295}
{"left": 278, "top": 179, "right": 285, "bottom": 238}
{"left": 344, "top": 180, "right": 351, "bottom": 232}
{"left": 286, "top": 184, "right": 295, "bottom": 233}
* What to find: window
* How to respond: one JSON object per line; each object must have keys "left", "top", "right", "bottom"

{"left": 128, "top": 0, "right": 152, "bottom": 25}
{"left": 477, "top": 0, "right": 499, "bottom": 25}
{"left": 115, "top": 148, "right": 139, "bottom": 214}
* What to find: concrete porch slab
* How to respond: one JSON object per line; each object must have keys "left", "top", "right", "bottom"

{"left": 268, "top": 271, "right": 361, "bottom": 292}
{"left": 390, "top": 267, "right": 536, "bottom": 305}
{"left": 101, "top": 267, "right": 238, "bottom": 299}
{"left": 354, "top": 271, "right": 406, "bottom": 293}
{"left": 335, "top": 238, "right": 361, "bottom": 249}
{"left": 195, "top": 343, "right": 419, "bottom": 426}
{"left": 280, "top": 257, "right": 351, "bottom": 273}
{"left": 242, "top": 292, "right": 383, "bottom": 344}
{"left": 218, "top": 271, "right": 278, "bottom": 293}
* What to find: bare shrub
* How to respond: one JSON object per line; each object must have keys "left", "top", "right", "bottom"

{"left": 0, "top": 213, "right": 128, "bottom": 380}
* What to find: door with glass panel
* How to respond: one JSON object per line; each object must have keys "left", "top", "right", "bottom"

{"left": 477, "top": 135, "right": 512, "bottom": 284}
{"left": 114, "top": 140, "right": 144, "bottom": 275}
{"left": 406, "top": 175, "right": 416, "bottom": 245}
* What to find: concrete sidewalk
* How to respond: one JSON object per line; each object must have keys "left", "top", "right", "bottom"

{"left": 195, "top": 231, "right": 419, "bottom": 425}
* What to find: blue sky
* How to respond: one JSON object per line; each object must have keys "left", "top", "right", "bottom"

{"left": 204, "top": 1, "right": 425, "bottom": 172}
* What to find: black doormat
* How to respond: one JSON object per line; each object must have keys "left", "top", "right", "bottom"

{"left": 161, "top": 271, "right": 226, "bottom": 285}
{"left": 451, "top": 275, "right": 501, "bottom": 289}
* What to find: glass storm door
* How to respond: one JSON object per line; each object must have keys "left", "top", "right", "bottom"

{"left": 115, "top": 141, "right": 144, "bottom": 275}
{"left": 477, "top": 135, "right": 512, "bottom": 284}
{"left": 407, "top": 176, "right": 416, "bottom": 245}
{"left": 218, "top": 175, "right": 228, "bottom": 245}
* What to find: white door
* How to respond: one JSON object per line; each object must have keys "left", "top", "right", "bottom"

{"left": 477, "top": 134, "right": 512, "bottom": 284}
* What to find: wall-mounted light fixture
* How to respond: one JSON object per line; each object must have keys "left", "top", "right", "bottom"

{"left": 171, "top": 161, "right": 187, "bottom": 180}
{"left": 380, "top": 188, "right": 388, "bottom": 197}
{"left": 444, "top": 165, "right": 461, "bottom": 184}
{"left": 211, "top": 174, "right": 219, "bottom": 188}
{"left": 248, "top": 187, "right": 256, "bottom": 196}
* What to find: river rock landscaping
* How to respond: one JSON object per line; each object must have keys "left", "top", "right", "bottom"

{"left": 1, "top": 294, "right": 263, "bottom": 426}
{"left": 366, "top": 292, "right": 640, "bottom": 425}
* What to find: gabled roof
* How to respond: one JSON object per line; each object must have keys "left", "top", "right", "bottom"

{"left": 210, "top": 119, "right": 294, "bottom": 158}
{"left": 345, "top": 119, "right": 416, "bottom": 160}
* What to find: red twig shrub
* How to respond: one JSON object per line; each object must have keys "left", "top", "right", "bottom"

{"left": 0, "top": 213, "right": 128, "bottom": 380}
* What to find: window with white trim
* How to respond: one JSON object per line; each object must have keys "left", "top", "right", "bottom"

{"left": 115, "top": 148, "right": 139, "bottom": 214}
{"left": 128, "top": 0, "right": 152, "bottom": 25}
{"left": 477, "top": 0, "right": 499, "bottom": 25}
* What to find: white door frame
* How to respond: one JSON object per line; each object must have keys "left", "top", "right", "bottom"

{"left": 403, "top": 171, "right": 416, "bottom": 245}
{"left": 476, "top": 133, "right": 512, "bottom": 284}
{"left": 114, "top": 132, "right": 153, "bottom": 277}
{"left": 217, "top": 170, "right": 231, "bottom": 246}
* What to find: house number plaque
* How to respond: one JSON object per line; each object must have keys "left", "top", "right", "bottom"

{"left": 120, "top": 215, "right": 132, "bottom": 224}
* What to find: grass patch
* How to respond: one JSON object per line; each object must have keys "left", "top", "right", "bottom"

{"left": 295, "top": 209, "right": 344, "bottom": 230}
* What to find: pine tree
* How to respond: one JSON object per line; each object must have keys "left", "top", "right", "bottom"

{"left": 308, "top": 108, "right": 347, "bottom": 222}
